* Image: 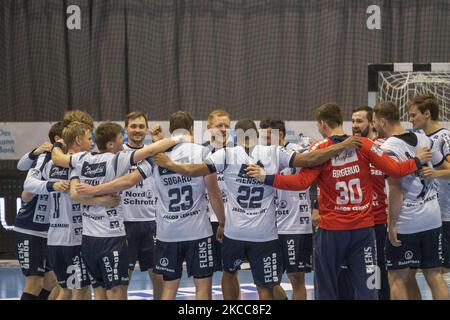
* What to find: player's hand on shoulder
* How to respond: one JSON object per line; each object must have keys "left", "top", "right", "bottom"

{"left": 419, "top": 167, "right": 436, "bottom": 179}
{"left": 34, "top": 141, "right": 52, "bottom": 155}
{"left": 246, "top": 164, "right": 266, "bottom": 182}
{"left": 150, "top": 124, "right": 164, "bottom": 142}
{"left": 415, "top": 147, "right": 432, "bottom": 165}
{"left": 342, "top": 136, "right": 362, "bottom": 150}
{"left": 153, "top": 152, "right": 172, "bottom": 168}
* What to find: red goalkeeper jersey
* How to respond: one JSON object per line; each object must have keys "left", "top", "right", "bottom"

{"left": 266, "top": 135, "right": 419, "bottom": 231}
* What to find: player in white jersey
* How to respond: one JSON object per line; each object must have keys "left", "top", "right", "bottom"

{"left": 120, "top": 112, "right": 163, "bottom": 299}
{"left": 152, "top": 119, "right": 362, "bottom": 300}
{"left": 16, "top": 122, "right": 67, "bottom": 300}
{"left": 75, "top": 112, "right": 226, "bottom": 300}
{"left": 373, "top": 101, "right": 449, "bottom": 300}
{"left": 24, "top": 122, "right": 120, "bottom": 299}
{"left": 203, "top": 109, "right": 235, "bottom": 295}
{"left": 260, "top": 119, "right": 312, "bottom": 300}
{"left": 407, "top": 95, "right": 450, "bottom": 288}
{"left": 51, "top": 121, "right": 189, "bottom": 300}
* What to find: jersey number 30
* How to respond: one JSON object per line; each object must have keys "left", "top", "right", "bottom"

{"left": 336, "top": 178, "right": 363, "bottom": 205}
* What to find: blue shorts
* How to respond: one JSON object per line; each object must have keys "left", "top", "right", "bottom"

{"left": 374, "top": 223, "right": 390, "bottom": 300}
{"left": 278, "top": 233, "right": 313, "bottom": 274}
{"left": 210, "top": 221, "right": 223, "bottom": 272}
{"left": 442, "top": 222, "right": 450, "bottom": 269}
{"left": 314, "top": 227, "right": 378, "bottom": 300}
{"left": 222, "top": 236, "right": 283, "bottom": 288}
{"left": 124, "top": 221, "right": 156, "bottom": 271}
{"left": 81, "top": 235, "right": 129, "bottom": 290}
{"left": 47, "top": 245, "right": 92, "bottom": 289}
{"left": 15, "top": 232, "right": 50, "bottom": 277}
{"left": 386, "top": 227, "right": 444, "bottom": 270}
{"left": 154, "top": 236, "right": 215, "bottom": 281}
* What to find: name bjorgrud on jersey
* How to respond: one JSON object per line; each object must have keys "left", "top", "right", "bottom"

{"left": 332, "top": 165, "right": 360, "bottom": 178}
{"left": 162, "top": 176, "right": 192, "bottom": 186}
{"left": 162, "top": 210, "right": 200, "bottom": 220}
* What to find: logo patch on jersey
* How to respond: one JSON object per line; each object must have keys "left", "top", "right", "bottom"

{"left": 72, "top": 216, "right": 82, "bottom": 224}
{"left": 299, "top": 205, "right": 309, "bottom": 213}
{"left": 106, "top": 209, "right": 118, "bottom": 217}
{"left": 279, "top": 200, "right": 288, "bottom": 209}
{"left": 72, "top": 204, "right": 81, "bottom": 211}
{"left": 39, "top": 195, "right": 49, "bottom": 201}
{"left": 370, "top": 144, "right": 384, "bottom": 157}
{"left": 109, "top": 221, "right": 120, "bottom": 229}
{"left": 158, "top": 166, "right": 177, "bottom": 176}
{"left": 49, "top": 166, "right": 69, "bottom": 180}
{"left": 81, "top": 162, "right": 107, "bottom": 178}
{"left": 237, "top": 161, "right": 264, "bottom": 178}
{"left": 34, "top": 215, "right": 46, "bottom": 222}
{"left": 331, "top": 149, "right": 358, "bottom": 167}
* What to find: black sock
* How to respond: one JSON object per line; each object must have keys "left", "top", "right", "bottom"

{"left": 38, "top": 289, "right": 51, "bottom": 300}
{"left": 21, "top": 292, "right": 38, "bottom": 300}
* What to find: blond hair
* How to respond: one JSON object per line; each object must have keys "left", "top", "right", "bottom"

{"left": 207, "top": 109, "right": 230, "bottom": 125}
{"left": 64, "top": 110, "right": 94, "bottom": 130}
{"left": 62, "top": 121, "right": 91, "bottom": 147}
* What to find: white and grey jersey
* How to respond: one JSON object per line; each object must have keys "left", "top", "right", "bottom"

{"left": 121, "top": 144, "right": 157, "bottom": 221}
{"left": 428, "top": 128, "right": 450, "bottom": 221}
{"left": 138, "top": 143, "right": 212, "bottom": 242}
{"left": 69, "top": 150, "right": 137, "bottom": 238}
{"left": 276, "top": 142, "right": 312, "bottom": 234}
{"left": 381, "top": 132, "right": 442, "bottom": 234}
{"left": 15, "top": 152, "right": 52, "bottom": 238}
{"left": 206, "top": 145, "right": 295, "bottom": 242}
{"left": 203, "top": 142, "right": 228, "bottom": 223}
{"left": 25, "top": 160, "right": 83, "bottom": 246}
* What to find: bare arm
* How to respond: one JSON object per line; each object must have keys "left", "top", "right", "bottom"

{"left": 21, "top": 191, "right": 35, "bottom": 203}
{"left": 291, "top": 136, "right": 362, "bottom": 167}
{"left": 69, "top": 179, "right": 121, "bottom": 207}
{"left": 420, "top": 158, "right": 450, "bottom": 179}
{"left": 75, "top": 170, "right": 144, "bottom": 197}
{"left": 132, "top": 135, "right": 190, "bottom": 164}
{"left": 17, "top": 142, "right": 52, "bottom": 171}
{"left": 153, "top": 153, "right": 211, "bottom": 177}
{"left": 204, "top": 173, "right": 225, "bottom": 225}
{"left": 387, "top": 177, "right": 403, "bottom": 247}
{"left": 204, "top": 173, "right": 225, "bottom": 242}
{"left": 51, "top": 142, "right": 70, "bottom": 168}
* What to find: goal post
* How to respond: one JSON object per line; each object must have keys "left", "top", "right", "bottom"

{"left": 368, "top": 63, "right": 450, "bottom": 122}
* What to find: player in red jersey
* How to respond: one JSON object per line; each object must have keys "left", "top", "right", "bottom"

{"left": 246, "top": 103, "right": 432, "bottom": 299}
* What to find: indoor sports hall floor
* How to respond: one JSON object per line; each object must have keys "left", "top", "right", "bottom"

{"left": 0, "top": 261, "right": 439, "bottom": 300}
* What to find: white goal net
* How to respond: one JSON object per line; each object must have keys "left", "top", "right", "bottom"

{"left": 378, "top": 71, "right": 450, "bottom": 121}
